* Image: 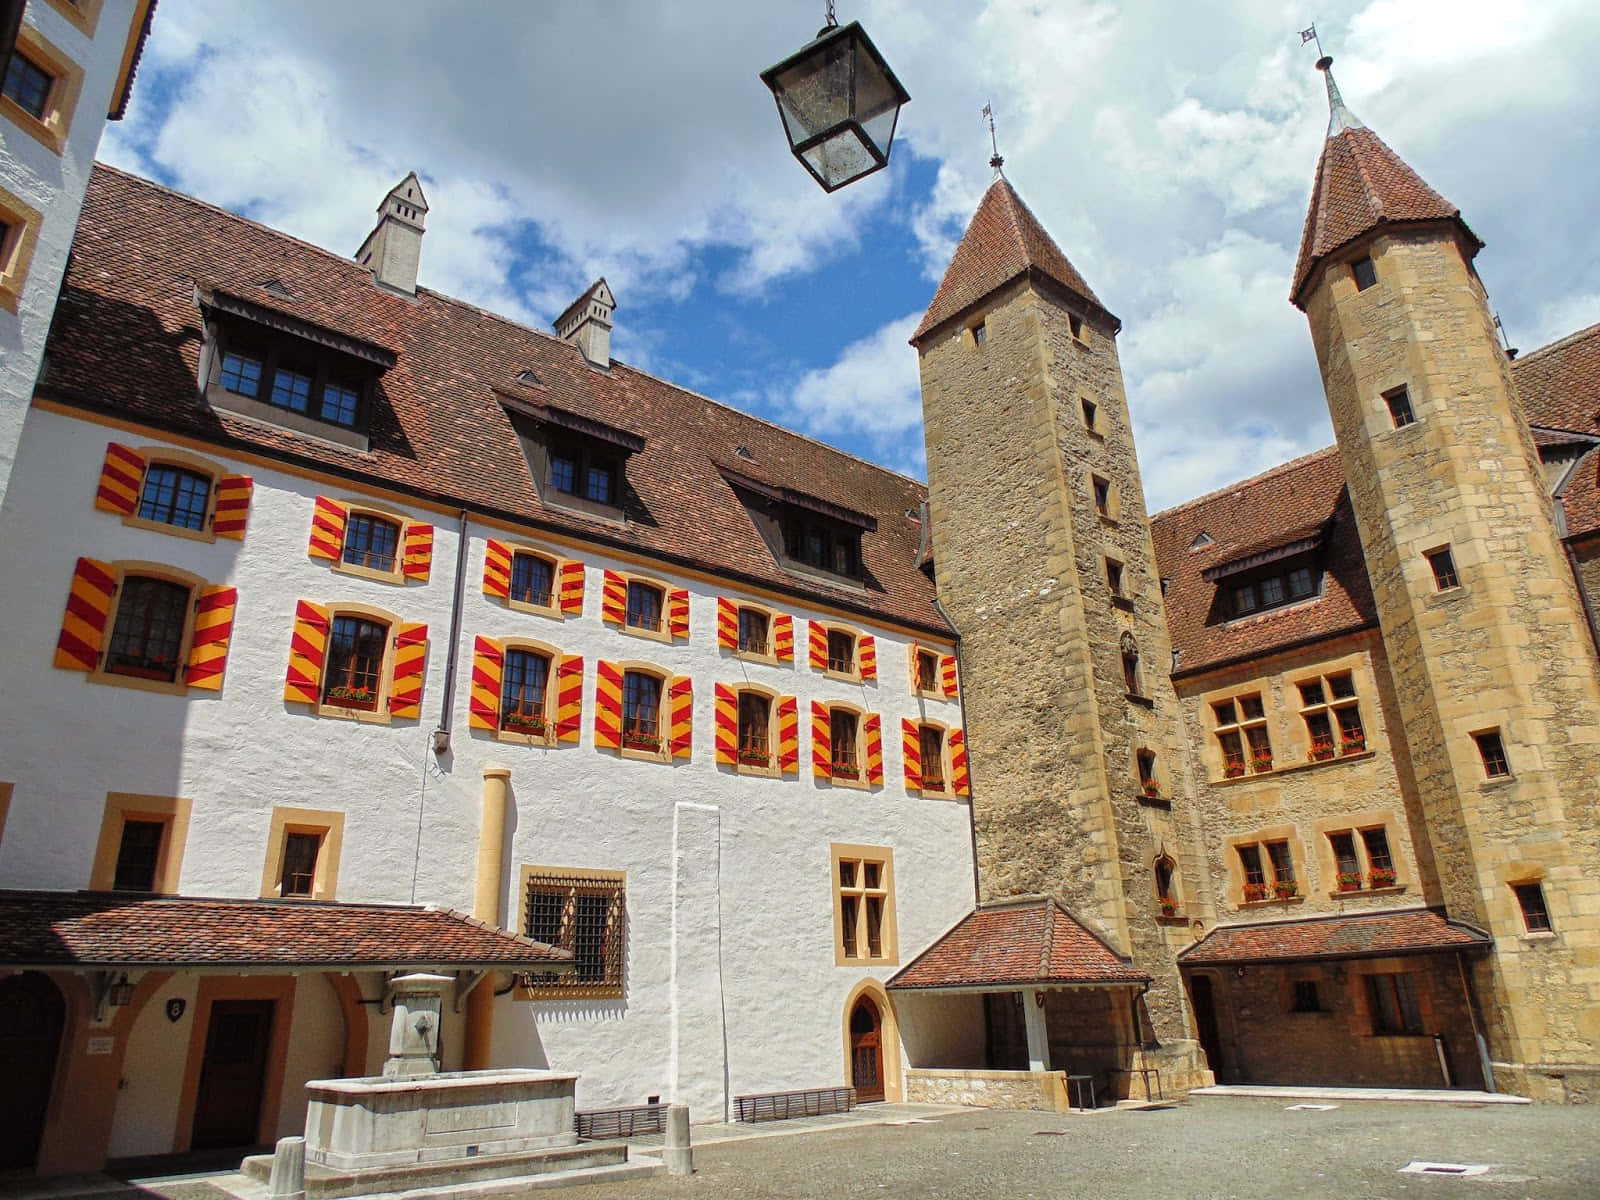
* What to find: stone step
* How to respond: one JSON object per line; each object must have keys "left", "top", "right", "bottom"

{"left": 241, "top": 1141, "right": 631, "bottom": 1199}
{"left": 392, "top": 1156, "right": 666, "bottom": 1198}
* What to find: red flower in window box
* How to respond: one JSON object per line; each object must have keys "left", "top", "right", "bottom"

{"left": 1141, "top": 780, "right": 1160, "bottom": 798}
{"left": 1159, "top": 896, "right": 1178, "bottom": 917}
{"left": 738, "top": 748, "right": 770, "bottom": 767}
{"left": 831, "top": 763, "right": 860, "bottom": 780}
{"left": 1336, "top": 871, "right": 1364, "bottom": 892}
{"left": 622, "top": 731, "right": 661, "bottom": 752}
{"left": 1274, "top": 881, "right": 1299, "bottom": 900}
{"left": 326, "top": 685, "right": 378, "bottom": 710}
{"left": 1242, "top": 882, "right": 1268, "bottom": 903}
{"left": 1368, "top": 867, "right": 1397, "bottom": 889}
{"left": 1341, "top": 734, "right": 1366, "bottom": 754}
{"left": 503, "top": 713, "right": 547, "bottom": 736}
{"left": 1223, "top": 761, "right": 1246, "bottom": 779}
{"left": 1310, "top": 740, "right": 1335, "bottom": 762}
{"left": 1251, "top": 753, "right": 1273, "bottom": 773}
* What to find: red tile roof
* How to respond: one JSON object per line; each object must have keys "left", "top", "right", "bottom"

{"left": 911, "top": 178, "right": 1110, "bottom": 344}
{"left": 0, "top": 891, "right": 572, "bottom": 969}
{"left": 1518, "top": 321, "right": 1600, "bottom": 436}
{"left": 1177, "top": 907, "right": 1491, "bottom": 966}
{"left": 1291, "top": 125, "right": 1479, "bottom": 308}
{"left": 45, "top": 166, "right": 950, "bottom": 636}
{"left": 889, "top": 897, "right": 1148, "bottom": 990}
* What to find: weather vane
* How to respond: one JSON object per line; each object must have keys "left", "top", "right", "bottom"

{"left": 982, "top": 102, "right": 1003, "bottom": 175}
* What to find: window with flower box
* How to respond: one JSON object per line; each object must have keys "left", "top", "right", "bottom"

{"left": 1136, "top": 749, "right": 1159, "bottom": 798}
{"left": 1328, "top": 825, "right": 1397, "bottom": 892}
{"left": 1214, "top": 693, "right": 1272, "bottom": 776}
{"left": 1236, "top": 838, "right": 1297, "bottom": 902}
{"left": 324, "top": 615, "right": 388, "bottom": 711}
{"left": 1155, "top": 856, "right": 1178, "bottom": 917}
{"left": 501, "top": 648, "right": 552, "bottom": 737}
{"left": 1298, "top": 671, "right": 1366, "bottom": 760}
{"left": 831, "top": 709, "right": 861, "bottom": 780}
{"left": 622, "top": 669, "right": 663, "bottom": 752}
{"left": 738, "top": 692, "right": 772, "bottom": 767}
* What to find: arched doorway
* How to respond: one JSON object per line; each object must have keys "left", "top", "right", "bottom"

{"left": 0, "top": 972, "right": 65, "bottom": 1169}
{"left": 849, "top": 996, "right": 885, "bottom": 1103}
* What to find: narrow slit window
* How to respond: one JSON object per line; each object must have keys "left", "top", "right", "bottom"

{"left": 1384, "top": 386, "right": 1415, "bottom": 428}
{"left": 1081, "top": 398, "right": 1097, "bottom": 431}
{"left": 1473, "top": 730, "right": 1510, "bottom": 778}
{"left": 1092, "top": 475, "right": 1111, "bottom": 517}
{"left": 1106, "top": 558, "right": 1124, "bottom": 597}
{"left": 1426, "top": 547, "right": 1459, "bottom": 590}
{"left": 971, "top": 320, "right": 987, "bottom": 347}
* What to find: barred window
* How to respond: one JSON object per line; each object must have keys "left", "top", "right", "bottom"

{"left": 518, "top": 870, "right": 626, "bottom": 998}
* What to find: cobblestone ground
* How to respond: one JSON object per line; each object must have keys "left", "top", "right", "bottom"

{"left": 106, "top": 1098, "right": 1600, "bottom": 1200}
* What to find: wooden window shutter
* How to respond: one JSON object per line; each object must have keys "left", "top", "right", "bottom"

{"left": 950, "top": 727, "right": 970, "bottom": 796}
{"left": 388, "top": 622, "right": 428, "bottom": 717}
{"left": 858, "top": 634, "right": 877, "bottom": 681}
{"left": 211, "top": 475, "right": 253, "bottom": 539}
{"left": 668, "top": 675, "right": 693, "bottom": 759}
{"left": 483, "top": 539, "right": 512, "bottom": 599}
{"left": 811, "top": 701, "right": 832, "bottom": 778}
{"left": 773, "top": 613, "right": 794, "bottom": 662}
{"left": 600, "top": 571, "right": 626, "bottom": 626}
{"left": 777, "top": 696, "right": 799, "bottom": 772}
{"left": 558, "top": 559, "right": 585, "bottom": 614}
{"left": 901, "top": 718, "right": 923, "bottom": 792}
{"left": 308, "top": 497, "right": 348, "bottom": 561}
{"left": 402, "top": 523, "right": 434, "bottom": 582}
{"left": 668, "top": 587, "right": 690, "bottom": 639}
{"left": 54, "top": 557, "right": 117, "bottom": 671}
{"left": 941, "top": 654, "right": 959, "bottom": 699}
{"left": 807, "top": 621, "right": 827, "bottom": 670}
{"left": 865, "top": 714, "right": 884, "bottom": 786}
{"left": 284, "top": 600, "right": 330, "bottom": 704}
{"left": 716, "top": 597, "right": 737, "bottom": 650}
{"left": 554, "top": 654, "right": 583, "bottom": 742}
{"left": 714, "top": 683, "right": 737, "bottom": 764}
{"left": 593, "top": 660, "right": 623, "bottom": 749}
{"left": 94, "top": 443, "right": 145, "bottom": 516}
{"left": 907, "top": 640, "right": 921, "bottom": 690}
{"left": 468, "top": 636, "right": 504, "bottom": 730}
{"left": 184, "top": 584, "right": 239, "bottom": 690}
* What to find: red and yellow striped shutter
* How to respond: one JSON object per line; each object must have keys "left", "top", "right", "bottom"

{"left": 908, "top": 641, "right": 922, "bottom": 690}
{"left": 713, "top": 683, "right": 737, "bottom": 764}
{"left": 284, "top": 600, "right": 330, "bottom": 704}
{"left": 555, "top": 655, "right": 583, "bottom": 742}
{"left": 558, "top": 559, "right": 585, "bottom": 615}
{"left": 808, "top": 621, "right": 828, "bottom": 670}
{"left": 593, "top": 660, "right": 623, "bottom": 749}
{"left": 483, "top": 539, "right": 512, "bottom": 599}
{"left": 601, "top": 571, "right": 626, "bottom": 626}
{"left": 902, "top": 718, "right": 923, "bottom": 792}
{"left": 402, "top": 523, "right": 433, "bottom": 582}
{"left": 308, "top": 497, "right": 347, "bottom": 561}
{"left": 94, "top": 443, "right": 145, "bottom": 516}
{"left": 865, "top": 714, "right": 884, "bottom": 786}
{"left": 668, "top": 588, "right": 690, "bottom": 639}
{"left": 777, "top": 696, "right": 799, "bottom": 773}
{"left": 941, "top": 654, "right": 959, "bottom": 699}
{"left": 668, "top": 676, "right": 692, "bottom": 759}
{"left": 858, "top": 634, "right": 877, "bottom": 681}
{"left": 54, "top": 557, "right": 117, "bottom": 671}
{"left": 184, "top": 585, "right": 238, "bottom": 690}
{"left": 950, "top": 728, "right": 971, "bottom": 796}
{"left": 211, "top": 475, "right": 253, "bottom": 539}
{"left": 468, "top": 636, "right": 504, "bottom": 731}
{"left": 716, "top": 597, "right": 737, "bottom": 649}
{"left": 811, "top": 701, "right": 832, "bottom": 778}
{"left": 388, "top": 622, "right": 428, "bottom": 717}
{"left": 774, "top": 613, "right": 794, "bottom": 662}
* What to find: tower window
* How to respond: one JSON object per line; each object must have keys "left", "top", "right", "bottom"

{"left": 1068, "top": 313, "right": 1085, "bottom": 340}
{"left": 1352, "top": 256, "right": 1378, "bottom": 291}
{"left": 1384, "top": 386, "right": 1415, "bottom": 428}
{"left": 1426, "top": 547, "right": 1459, "bottom": 591}
{"left": 1082, "top": 398, "right": 1097, "bottom": 431}
{"left": 1473, "top": 730, "right": 1510, "bottom": 778}
{"left": 1120, "top": 635, "right": 1143, "bottom": 698}
{"left": 2, "top": 50, "right": 53, "bottom": 120}
{"left": 1136, "top": 749, "right": 1157, "bottom": 791}
{"left": 1092, "top": 475, "right": 1111, "bottom": 518}
{"left": 971, "top": 319, "right": 987, "bottom": 347}
{"left": 1106, "top": 558, "right": 1124, "bottom": 598}
{"left": 1512, "top": 882, "right": 1552, "bottom": 933}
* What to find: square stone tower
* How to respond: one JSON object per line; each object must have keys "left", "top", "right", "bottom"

{"left": 1294, "top": 62, "right": 1600, "bottom": 1101}
{"left": 913, "top": 177, "right": 1213, "bottom": 1082}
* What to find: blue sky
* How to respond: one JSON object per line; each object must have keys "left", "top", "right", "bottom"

{"left": 102, "top": 0, "right": 1600, "bottom": 510}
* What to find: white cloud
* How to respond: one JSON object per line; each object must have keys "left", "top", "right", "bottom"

{"left": 782, "top": 312, "right": 924, "bottom": 455}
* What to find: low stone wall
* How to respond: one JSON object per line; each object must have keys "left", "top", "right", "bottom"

{"left": 905, "top": 1068, "right": 1070, "bottom": 1112}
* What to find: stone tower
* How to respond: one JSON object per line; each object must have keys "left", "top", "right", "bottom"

{"left": 1294, "top": 61, "right": 1600, "bottom": 1101}
{"left": 355, "top": 171, "right": 429, "bottom": 295}
{"left": 913, "top": 177, "right": 1214, "bottom": 1082}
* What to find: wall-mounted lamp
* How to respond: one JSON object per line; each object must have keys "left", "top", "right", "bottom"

{"left": 108, "top": 973, "right": 135, "bottom": 1007}
{"left": 1034, "top": 990, "right": 1046, "bottom": 1008}
{"left": 1234, "top": 966, "right": 1247, "bottom": 979}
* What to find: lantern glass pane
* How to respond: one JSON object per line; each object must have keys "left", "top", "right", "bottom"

{"left": 860, "top": 105, "right": 899, "bottom": 157}
{"left": 772, "top": 38, "right": 854, "bottom": 142}
{"left": 802, "top": 127, "right": 878, "bottom": 189}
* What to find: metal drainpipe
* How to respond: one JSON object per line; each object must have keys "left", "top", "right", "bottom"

{"left": 433, "top": 508, "right": 470, "bottom": 756}
{"left": 932, "top": 595, "right": 982, "bottom": 906}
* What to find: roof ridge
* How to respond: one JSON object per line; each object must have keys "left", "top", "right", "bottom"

{"left": 1039, "top": 897, "right": 1055, "bottom": 977}
{"left": 1152, "top": 444, "right": 1342, "bottom": 521}
{"left": 1515, "top": 318, "right": 1600, "bottom": 365}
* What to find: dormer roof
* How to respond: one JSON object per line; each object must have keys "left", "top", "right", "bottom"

{"left": 911, "top": 178, "right": 1112, "bottom": 344}
{"left": 385, "top": 171, "right": 429, "bottom": 214}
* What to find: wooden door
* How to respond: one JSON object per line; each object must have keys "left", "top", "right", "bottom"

{"left": 1188, "top": 974, "right": 1226, "bottom": 1081}
{"left": 849, "top": 997, "right": 885, "bottom": 1103}
{"left": 0, "top": 973, "right": 65, "bottom": 1169}
{"left": 191, "top": 999, "right": 274, "bottom": 1149}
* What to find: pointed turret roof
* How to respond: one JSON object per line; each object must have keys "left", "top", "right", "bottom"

{"left": 912, "top": 178, "right": 1112, "bottom": 344}
{"left": 1291, "top": 59, "right": 1480, "bottom": 308}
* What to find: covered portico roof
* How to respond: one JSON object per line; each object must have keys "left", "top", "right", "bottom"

{"left": 0, "top": 890, "right": 572, "bottom": 972}
{"left": 1178, "top": 907, "right": 1491, "bottom": 967}
{"left": 888, "top": 896, "right": 1149, "bottom": 991}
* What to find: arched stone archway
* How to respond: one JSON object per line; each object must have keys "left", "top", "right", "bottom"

{"left": 840, "top": 979, "right": 903, "bottom": 1103}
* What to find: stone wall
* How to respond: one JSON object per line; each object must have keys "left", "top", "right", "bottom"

{"left": 905, "top": 1068, "right": 1070, "bottom": 1112}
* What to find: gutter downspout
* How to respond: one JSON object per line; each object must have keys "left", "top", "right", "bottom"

{"left": 931, "top": 588, "right": 981, "bottom": 907}
{"left": 433, "top": 508, "right": 470, "bottom": 755}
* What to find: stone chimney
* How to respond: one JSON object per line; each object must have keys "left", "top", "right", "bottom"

{"left": 554, "top": 278, "right": 615, "bottom": 367}
{"left": 355, "top": 172, "right": 428, "bottom": 295}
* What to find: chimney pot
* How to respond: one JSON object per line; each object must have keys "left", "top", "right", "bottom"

{"left": 555, "top": 278, "right": 616, "bottom": 367}
{"left": 356, "top": 172, "right": 428, "bottom": 295}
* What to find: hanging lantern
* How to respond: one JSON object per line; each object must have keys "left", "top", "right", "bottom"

{"left": 760, "top": 9, "right": 910, "bottom": 193}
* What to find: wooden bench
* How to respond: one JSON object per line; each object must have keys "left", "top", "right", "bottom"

{"left": 734, "top": 1086, "right": 856, "bottom": 1123}
{"left": 575, "top": 1102, "right": 668, "bottom": 1139}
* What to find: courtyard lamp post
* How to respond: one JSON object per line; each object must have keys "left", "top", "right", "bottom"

{"left": 759, "top": 3, "right": 910, "bottom": 192}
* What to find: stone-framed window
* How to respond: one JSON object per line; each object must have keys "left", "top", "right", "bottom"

{"left": 831, "top": 844, "right": 897, "bottom": 966}
{"left": 1472, "top": 729, "right": 1510, "bottom": 778}
{"left": 1298, "top": 670, "right": 1366, "bottom": 760}
{"left": 1383, "top": 385, "right": 1415, "bottom": 428}
{"left": 1328, "top": 825, "right": 1396, "bottom": 892}
{"left": 517, "top": 867, "right": 627, "bottom": 999}
{"left": 1213, "top": 693, "right": 1271, "bottom": 776}
{"left": 89, "top": 793, "right": 193, "bottom": 894}
{"left": 1426, "top": 546, "right": 1460, "bottom": 591}
{"left": 259, "top": 806, "right": 345, "bottom": 901}
{"left": 1352, "top": 255, "right": 1378, "bottom": 292}
{"left": 1512, "top": 882, "right": 1552, "bottom": 933}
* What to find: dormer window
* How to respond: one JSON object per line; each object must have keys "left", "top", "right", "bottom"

{"left": 719, "top": 463, "right": 875, "bottom": 586}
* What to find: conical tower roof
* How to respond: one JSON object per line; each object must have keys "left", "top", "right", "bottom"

{"left": 912, "top": 178, "right": 1112, "bottom": 344}
{"left": 1291, "top": 60, "right": 1480, "bottom": 308}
